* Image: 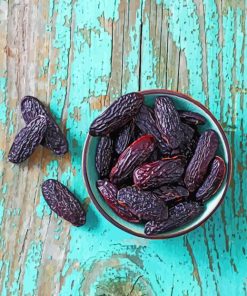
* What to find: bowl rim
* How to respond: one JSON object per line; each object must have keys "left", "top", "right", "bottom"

{"left": 82, "top": 89, "right": 232, "bottom": 239}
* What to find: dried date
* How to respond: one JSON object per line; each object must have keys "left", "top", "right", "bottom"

{"left": 196, "top": 156, "right": 226, "bottom": 201}
{"left": 148, "top": 148, "right": 160, "bottom": 162}
{"left": 135, "top": 104, "right": 170, "bottom": 154}
{"left": 144, "top": 202, "right": 204, "bottom": 235}
{"left": 181, "top": 123, "right": 195, "bottom": 142}
{"left": 153, "top": 185, "right": 189, "bottom": 203}
{"left": 42, "top": 179, "right": 86, "bottom": 226}
{"left": 155, "top": 96, "right": 184, "bottom": 149}
{"left": 21, "top": 96, "right": 68, "bottom": 155}
{"left": 97, "top": 180, "right": 139, "bottom": 223}
{"left": 115, "top": 121, "right": 135, "bottom": 154}
{"left": 117, "top": 186, "right": 168, "bottom": 221}
{"left": 133, "top": 156, "right": 185, "bottom": 189}
{"left": 184, "top": 130, "right": 219, "bottom": 192}
{"left": 89, "top": 92, "right": 144, "bottom": 136}
{"left": 180, "top": 135, "right": 198, "bottom": 161}
{"left": 179, "top": 111, "right": 206, "bottom": 125}
{"left": 8, "top": 115, "right": 47, "bottom": 163}
{"left": 134, "top": 126, "right": 145, "bottom": 140}
{"left": 110, "top": 135, "right": 155, "bottom": 184}
{"left": 171, "top": 124, "right": 198, "bottom": 161}
{"left": 96, "top": 136, "right": 114, "bottom": 177}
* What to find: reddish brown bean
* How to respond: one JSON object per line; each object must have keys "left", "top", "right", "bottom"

{"left": 196, "top": 156, "right": 226, "bottom": 201}
{"left": 110, "top": 135, "right": 155, "bottom": 184}
{"left": 133, "top": 156, "right": 185, "bottom": 189}
{"left": 184, "top": 130, "right": 219, "bottom": 192}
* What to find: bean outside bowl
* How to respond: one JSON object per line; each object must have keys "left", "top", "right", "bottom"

{"left": 82, "top": 89, "right": 232, "bottom": 239}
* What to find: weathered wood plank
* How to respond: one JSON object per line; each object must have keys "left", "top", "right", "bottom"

{"left": 0, "top": 0, "right": 246, "bottom": 295}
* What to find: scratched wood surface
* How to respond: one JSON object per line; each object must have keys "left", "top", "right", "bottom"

{"left": 0, "top": 0, "right": 246, "bottom": 295}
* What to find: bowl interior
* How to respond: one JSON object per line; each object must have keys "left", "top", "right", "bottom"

{"left": 83, "top": 91, "right": 231, "bottom": 238}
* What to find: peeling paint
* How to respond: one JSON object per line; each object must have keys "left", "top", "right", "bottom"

{"left": 0, "top": 102, "right": 7, "bottom": 125}
{"left": 123, "top": 2, "right": 143, "bottom": 93}
{"left": 0, "top": 200, "right": 4, "bottom": 226}
{"left": 1, "top": 261, "right": 10, "bottom": 296}
{"left": 0, "top": 1, "right": 246, "bottom": 295}
{"left": 0, "top": 77, "right": 7, "bottom": 125}
{"left": 50, "top": 0, "right": 73, "bottom": 124}
{"left": 7, "top": 110, "right": 14, "bottom": 136}
{"left": 10, "top": 269, "right": 21, "bottom": 295}
{"left": 59, "top": 270, "right": 85, "bottom": 296}
{"left": 204, "top": 0, "right": 221, "bottom": 117}
{"left": 2, "top": 184, "right": 7, "bottom": 194}
{"left": 0, "top": 149, "right": 4, "bottom": 161}
{"left": 161, "top": 0, "right": 207, "bottom": 103}
{"left": 23, "top": 241, "right": 43, "bottom": 296}
{"left": 141, "top": 12, "right": 158, "bottom": 89}
{"left": 39, "top": 58, "right": 50, "bottom": 78}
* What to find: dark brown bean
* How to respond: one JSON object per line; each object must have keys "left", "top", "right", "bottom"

{"left": 89, "top": 92, "right": 144, "bottom": 136}
{"left": 184, "top": 130, "right": 219, "bottom": 192}
{"left": 96, "top": 136, "right": 114, "bottom": 177}
{"left": 8, "top": 115, "right": 47, "bottom": 163}
{"left": 117, "top": 186, "right": 168, "bottom": 221}
{"left": 97, "top": 180, "right": 139, "bottom": 223}
{"left": 42, "top": 179, "right": 86, "bottom": 226}
{"left": 115, "top": 121, "right": 135, "bottom": 155}
{"left": 133, "top": 156, "right": 185, "bottom": 189}
{"left": 196, "top": 156, "right": 226, "bottom": 201}
{"left": 144, "top": 202, "right": 204, "bottom": 235}
{"left": 21, "top": 96, "right": 68, "bottom": 155}
{"left": 155, "top": 96, "right": 184, "bottom": 149}
{"left": 179, "top": 111, "right": 206, "bottom": 125}
{"left": 135, "top": 104, "right": 170, "bottom": 154}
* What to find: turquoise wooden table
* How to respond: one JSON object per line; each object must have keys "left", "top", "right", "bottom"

{"left": 0, "top": 1, "right": 246, "bottom": 295}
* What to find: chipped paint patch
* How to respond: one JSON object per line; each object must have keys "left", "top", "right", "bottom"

{"left": 0, "top": 200, "right": 4, "bottom": 226}
{"left": 1, "top": 260, "right": 10, "bottom": 296}
{"left": 160, "top": 0, "right": 207, "bottom": 103}
{"left": 204, "top": 0, "right": 221, "bottom": 117}
{"left": 23, "top": 241, "right": 43, "bottom": 296}
{"left": 0, "top": 102, "right": 7, "bottom": 125}
{"left": 39, "top": 58, "right": 50, "bottom": 78}
{"left": 8, "top": 110, "right": 14, "bottom": 135}
{"left": 89, "top": 95, "right": 110, "bottom": 111}
{"left": 2, "top": 184, "right": 7, "bottom": 194}
{"left": 59, "top": 270, "right": 85, "bottom": 296}
{"left": 141, "top": 13, "right": 158, "bottom": 90}
{"left": 0, "top": 77, "right": 7, "bottom": 125}
{"left": 54, "top": 218, "right": 63, "bottom": 240}
{"left": 222, "top": 9, "right": 234, "bottom": 122}
{"left": 0, "top": 77, "right": 7, "bottom": 90}
{"left": 123, "top": 2, "right": 143, "bottom": 93}
{"left": 9, "top": 269, "right": 21, "bottom": 295}
{"left": 0, "top": 149, "right": 4, "bottom": 161}
{"left": 49, "top": 0, "right": 73, "bottom": 124}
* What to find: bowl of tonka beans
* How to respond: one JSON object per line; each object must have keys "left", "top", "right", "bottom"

{"left": 83, "top": 89, "right": 232, "bottom": 239}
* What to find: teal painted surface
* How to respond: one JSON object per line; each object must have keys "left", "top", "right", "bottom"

{"left": 0, "top": 77, "right": 7, "bottom": 125}
{"left": 0, "top": 0, "right": 246, "bottom": 295}
{"left": 23, "top": 242, "right": 43, "bottom": 296}
{"left": 162, "top": 0, "right": 207, "bottom": 104}
{"left": 36, "top": 160, "right": 58, "bottom": 218}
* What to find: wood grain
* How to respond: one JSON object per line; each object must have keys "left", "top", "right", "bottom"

{"left": 0, "top": 0, "right": 246, "bottom": 295}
